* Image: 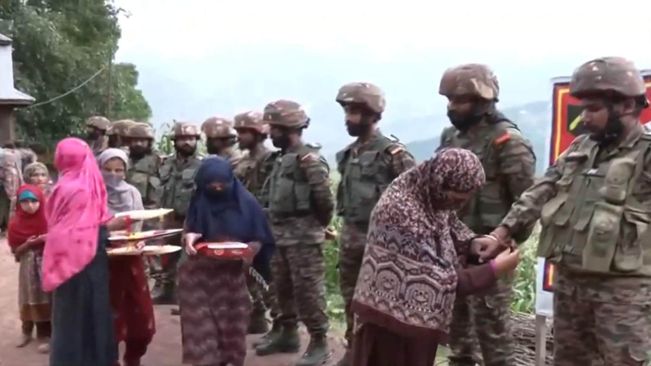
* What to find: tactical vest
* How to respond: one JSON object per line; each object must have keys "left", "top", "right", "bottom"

{"left": 159, "top": 155, "right": 202, "bottom": 217}
{"left": 127, "top": 154, "right": 161, "bottom": 208}
{"left": 441, "top": 120, "right": 519, "bottom": 234}
{"left": 335, "top": 136, "right": 395, "bottom": 225}
{"left": 236, "top": 148, "right": 273, "bottom": 203}
{"left": 267, "top": 145, "right": 317, "bottom": 218}
{"left": 538, "top": 134, "right": 651, "bottom": 276}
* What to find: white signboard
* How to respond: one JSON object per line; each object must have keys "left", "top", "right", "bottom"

{"left": 534, "top": 257, "right": 554, "bottom": 317}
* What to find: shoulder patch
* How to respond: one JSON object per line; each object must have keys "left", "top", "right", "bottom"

{"left": 388, "top": 145, "right": 405, "bottom": 155}
{"left": 300, "top": 152, "right": 318, "bottom": 162}
{"left": 494, "top": 132, "right": 511, "bottom": 146}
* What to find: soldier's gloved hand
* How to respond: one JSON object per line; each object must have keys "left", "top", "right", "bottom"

{"left": 184, "top": 232, "right": 201, "bottom": 256}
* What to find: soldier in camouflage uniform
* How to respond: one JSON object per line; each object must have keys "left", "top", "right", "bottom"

{"left": 333, "top": 82, "right": 416, "bottom": 366}
{"left": 255, "top": 100, "right": 334, "bottom": 366}
{"left": 437, "top": 64, "right": 536, "bottom": 366}
{"left": 85, "top": 115, "right": 111, "bottom": 156}
{"left": 125, "top": 122, "right": 164, "bottom": 288}
{"left": 232, "top": 110, "right": 278, "bottom": 336}
{"left": 156, "top": 122, "right": 203, "bottom": 304}
{"left": 107, "top": 119, "right": 136, "bottom": 150}
{"left": 201, "top": 116, "right": 244, "bottom": 167}
{"left": 479, "top": 57, "right": 651, "bottom": 366}
{"left": 0, "top": 147, "right": 22, "bottom": 230}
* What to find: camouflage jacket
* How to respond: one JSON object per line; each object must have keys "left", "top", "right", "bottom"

{"left": 159, "top": 152, "right": 203, "bottom": 218}
{"left": 234, "top": 145, "right": 274, "bottom": 202}
{"left": 439, "top": 114, "right": 536, "bottom": 242}
{"left": 1, "top": 149, "right": 22, "bottom": 214}
{"left": 264, "top": 142, "right": 334, "bottom": 246}
{"left": 128, "top": 153, "right": 163, "bottom": 209}
{"left": 336, "top": 130, "right": 415, "bottom": 226}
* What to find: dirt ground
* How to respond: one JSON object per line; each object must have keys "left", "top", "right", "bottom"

{"left": 0, "top": 240, "right": 345, "bottom": 366}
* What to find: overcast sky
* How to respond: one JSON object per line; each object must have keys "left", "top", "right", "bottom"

{"left": 111, "top": 0, "right": 651, "bottom": 144}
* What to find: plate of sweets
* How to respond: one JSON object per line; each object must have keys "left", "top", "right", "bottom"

{"left": 109, "top": 228, "right": 183, "bottom": 242}
{"left": 107, "top": 244, "right": 181, "bottom": 256}
{"left": 114, "top": 208, "right": 173, "bottom": 221}
{"left": 195, "top": 241, "right": 253, "bottom": 260}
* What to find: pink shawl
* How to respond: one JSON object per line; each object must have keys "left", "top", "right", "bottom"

{"left": 42, "top": 138, "right": 111, "bottom": 291}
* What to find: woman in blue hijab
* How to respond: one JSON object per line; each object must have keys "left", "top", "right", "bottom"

{"left": 179, "top": 156, "right": 275, "bottom": 366}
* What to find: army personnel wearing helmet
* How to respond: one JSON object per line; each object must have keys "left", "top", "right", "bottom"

{"left": 438, "top": 64, "right": 536, "bottom": 366}
{"left": 107, "top": 119, "right": 136, "bottom": 150}
{"left": 155, "top": 122, "right": 203, "bottom": 304}
{"left": 255, "top": 100, "right": 334, "bottom": 366}
{"left": 126, "top": 122, "right": 162, "bottom": 210}
{"left": 85, "top": 115, "right": 111, "bottom": 156}
{"left": 232, "top": 110, "right": 278, "bottom": 336}
{"left": 476, "top": 57, "right": 651, "bottom": 365}
{"left": 201, "top": 116, "right": 244, "bottom": 168}
{"left": 333, "top": 81, "right": 416, "bottom": 366}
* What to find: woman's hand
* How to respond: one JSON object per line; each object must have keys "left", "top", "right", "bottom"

{"left": 492, "top": 248, "right": 520, "bottom": 275}
{"left": 243, "top": 242, "right": 262, "bottom": 265}
{"left": 184, "top": 232, "right": 201, "bottom": 256}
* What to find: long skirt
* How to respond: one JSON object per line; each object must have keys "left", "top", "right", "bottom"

{"left": 18, "top": 249, "right": 51, "bottom": 336}
{"left": 50, "top": 227, "right": 117, "bottom": 366}
{"left": 109, "top": 256, "right": 156, "bottom": 365}
{"left": 178, "top": 256, "right": 251, "bottom": 366}
{"left": 352, "top": 322, "right": 439, "bottom": 366}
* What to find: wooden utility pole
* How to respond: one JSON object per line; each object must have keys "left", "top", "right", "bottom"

{"left": 106, "top": 49, "right": 113, "bottom": 119}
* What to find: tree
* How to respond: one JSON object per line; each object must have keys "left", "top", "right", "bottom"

{"left": 0, "top": 0, "right": 151, "bottom": 144}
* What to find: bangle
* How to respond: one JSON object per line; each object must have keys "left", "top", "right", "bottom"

{"left": 485, "top": 234, "right": 499, "bottom": 242}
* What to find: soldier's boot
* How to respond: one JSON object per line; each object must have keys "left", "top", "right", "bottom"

{"left": 152, "top": 282, "right": 176, "bottom": 305}
{"left": 295, "top": 334, "right": 329, "bottom": 366}
{"left": 247, "top": 309, "right": 269, "bottom": 334}
{"left": 252, "top": 320, "right": 282, "bottom": 348}
{"left": 255, "top": 324, "right": 300, "bottom": 356}
{"left": 335, "top": 349, "right": 352, "bottom": 366}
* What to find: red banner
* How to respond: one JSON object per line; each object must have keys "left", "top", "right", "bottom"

{"left": 550, "top": 73, "right": 651, "bottom": 164}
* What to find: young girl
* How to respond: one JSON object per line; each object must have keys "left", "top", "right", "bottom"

{"left": 98, "top": 148, "right": 155, "bottom": 366}
{"left": 7, "top": 184, "right": 50, "bottom": 353}
{"left": 23, "top": 162, "right": 52, "bottom": 196}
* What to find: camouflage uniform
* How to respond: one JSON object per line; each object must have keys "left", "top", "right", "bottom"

{"left": 334, "top": 82, "right": 416, "bottom": 361}
{"left": 157, "top": 122, "right": 203, "bottom": 303}
{"left": 0, "top": 149, "right": 22, "bottom": 229}
{"left": 85, "top": 115, "right": 111, "bottom": 156}
{"left": 233, "top": 110, "right": 278, "bottom": 335}
{"left": 438, "top": 64, "right": 536, "bottom": 366}
{"left": 255, "top": 100, "right": 334, "bottom": 366}
{"left": 201, "top": 116, "right": 244, "bottom": 167}
{"left": 125, "top": 123, "right": 163, "bottom": 281}
{"left": 499, "top": 57, "right": 651, "bottom": 366}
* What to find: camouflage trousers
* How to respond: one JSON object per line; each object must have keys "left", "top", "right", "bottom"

{"left": 271, "top": 243, "right": 329, "bottom": 337}
{"left": 247, "top": 271, "right": 279, "bottom": 319}
{"left": 448, "top": 275, "right": 514, "bottom": 366}
{"left": 338, "top": 222, "right": 367, "bottom": 347}
{"left": 149, "top": 216, "right": 184, "bottom": 287}
{"left": 552, "top": 267, "right": 651, "bottom": 366}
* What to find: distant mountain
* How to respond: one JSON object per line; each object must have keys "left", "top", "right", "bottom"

{"left": 405, "top": 101, "right": 550, "bottom": 173}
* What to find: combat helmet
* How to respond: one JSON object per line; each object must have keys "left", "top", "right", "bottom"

{"left": 171, "top": 121, "right": 200, "bottom": 139}
{"left": 126, "top": 122, "right": 155, "bottom": 140}
{"left": 107, "top": 119, "right": 136, "bottom": 137}
{"left": 570, "top": 57, "right": 649, "bottom": 107}
{"left": 233, "top": 111, "right": 268, "bottom": 135}
{"left": 439, "top": 63, "right": 500, "bottom": 101}
{"left": 201, "top": 117, "right": 237, "bottom": 138}
{"left": 263, "top": 100, "right": 309, "bottom": 129}
{"left": 85, "top": 115, "right": 111, "bottom": 131}
{"left": 336, "top": 82, "right": 386, "bottom": 114}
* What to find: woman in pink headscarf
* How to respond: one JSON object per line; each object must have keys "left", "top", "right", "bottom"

{"left": 43, "top": 138, "right": 127, "bottom": 366}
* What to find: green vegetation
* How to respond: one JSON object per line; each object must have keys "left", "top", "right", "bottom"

{"left": 0, "top": 0, "right": 151, "bottom": 145}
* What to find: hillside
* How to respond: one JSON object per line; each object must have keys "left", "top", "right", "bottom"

{"left": 405, "top": 101, "right": 550, "bottom": 173}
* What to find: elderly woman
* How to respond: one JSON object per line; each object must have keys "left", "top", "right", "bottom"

{"left": 23, "top": 162, "right": 52, "bottom": 196}
{"left": 351, "top": 148, "right": 520, "bottom": 366}
{"left": 180, "top": 157, "right": 275, "bottom": 366}
{"left": 98, "top": 148, "right": 155, "bottom": 366}
{"left": 43, "top": 138, "right": 128, "bottom": 366}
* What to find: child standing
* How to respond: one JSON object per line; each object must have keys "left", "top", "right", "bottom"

{"left": 7, "top": 184, "right": 50, "bottom": 353}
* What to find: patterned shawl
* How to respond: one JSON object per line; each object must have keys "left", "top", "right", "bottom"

{"left": 352, "top": 148, "right": 485, "bottom": 340}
